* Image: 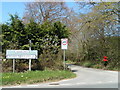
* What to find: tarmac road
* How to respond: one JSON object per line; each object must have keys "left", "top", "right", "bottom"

{"left": 2, "top": 65, "right": 119, "bottom": 88}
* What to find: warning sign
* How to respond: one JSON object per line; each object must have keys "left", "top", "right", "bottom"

{"left": 61, "top": 38, "right": 68, "bottom": 49}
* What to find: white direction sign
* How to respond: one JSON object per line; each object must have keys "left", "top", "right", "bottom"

{"left": 61, "top": 38, "right": 68, "bottom": 49}
{"left": 6, "top": 50, "right": 38, "bottom": 59}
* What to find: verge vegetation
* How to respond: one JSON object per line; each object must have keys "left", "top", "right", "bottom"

{"left": 1, "top": 70, "right": 76, "bottom": 86}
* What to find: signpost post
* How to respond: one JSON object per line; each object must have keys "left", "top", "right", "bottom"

{"left": 13, "top": 59, "right": 15, "bottom": 73}
{"left": 63, "top": 50, "right": 65, "bottom": 70}
{"left": 61, "top": 38, "right": 68, "bottom": 70}
{"left": 29, "top": 40, "right": 31, "bottom": 71}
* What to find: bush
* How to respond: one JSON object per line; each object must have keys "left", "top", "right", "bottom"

{"left": 2, "top": 60, "right": 13, "bottom": 72}
{"left": 39, "top": 49, "right": 64, "bottom": 70}
{"left": 82, "top": 61, "right": 93, "bottom": 68}
{"left": 92, "top": 64, "right": 103, "bottom": 69}
{"left": 16, "top": 63, "right": 28, "bottom": 72}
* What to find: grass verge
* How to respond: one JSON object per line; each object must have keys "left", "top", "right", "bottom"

{"left": 75, "top": 61, "right": 119, "bottom": 71}
{"left": 1, "top": 70, "right": 76, "bottom": 86}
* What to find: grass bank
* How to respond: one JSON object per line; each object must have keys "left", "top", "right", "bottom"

{"left": 2, "top": 70, "right": 76, "bottom": 86}
{"left": 75, "top": 61, "right": 118, "bottom": 71}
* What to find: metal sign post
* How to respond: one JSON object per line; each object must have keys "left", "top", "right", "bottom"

{"left": 63, "top": 50, "right": 66, "bottom": 70}
{"left": 29, "top": 59, "right": 31, "bottom": 71}
{"left": 13, "top": 59, "right": 15, "bottom": 73}
{"left": 29, "top": 40, "right": 31, "bottom": 71}
{"left": 61, "top": 38, "right": 68, "bottom": 70}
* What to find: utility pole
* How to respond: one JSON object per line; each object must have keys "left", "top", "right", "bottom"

{"left": 29, "top": 40, "right": 31, "bottom": 71}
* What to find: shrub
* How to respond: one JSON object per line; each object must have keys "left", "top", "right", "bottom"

{"left": 92, "top": 64, "right": 103, "bottom": 69}
{"left": 82, "top": 61, "right": 93, "bottom": 68}
{"left": 39, "top": 49, "right": 64, "bottom": 70}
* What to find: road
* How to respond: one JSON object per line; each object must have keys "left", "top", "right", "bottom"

{"left": 2, "top": 65, "right": 118, "bottom": 88}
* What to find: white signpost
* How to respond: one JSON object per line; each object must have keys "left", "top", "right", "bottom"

{"left": 6, "top": 50, "right": 38, "bottom": 59}
{"left": 61, "top": 38, "right": 68, "bottom": 70}
{"left": 6, "top": 50, "right": 38, "bottom": 73}
{"left": 61, "top": 38, "right": 68, "bottom": 50}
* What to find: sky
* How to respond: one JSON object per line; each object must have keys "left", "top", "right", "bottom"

{"left": 1, "top": 0, "right": 118, "bottom": 24}
{"left": 1, "top": 1, "right": 77, "bottom": 24}
{"left": 1, "top": 2, "right": 26, "bottom": 23}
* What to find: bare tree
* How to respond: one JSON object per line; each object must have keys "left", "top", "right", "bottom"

{"left": 23, "top": 1, "right": 70, "bottom": 24}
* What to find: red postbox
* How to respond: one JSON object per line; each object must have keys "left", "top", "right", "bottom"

{"left": 103, "top": 56, "right": 108, "bottom": 67}
{"left": 103, "top": 56, "right": 108, "bottom": 61}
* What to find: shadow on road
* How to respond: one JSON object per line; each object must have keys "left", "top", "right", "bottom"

{"left": 71, "top": 70, "right": 78, "bottom": 72}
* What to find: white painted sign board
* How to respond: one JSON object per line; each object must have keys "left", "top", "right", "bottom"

{"left": 6, "top": 50, "right": 38, "bottom": 59}
{"left": 61, "top": 38, "right": 68, "bottom": 50}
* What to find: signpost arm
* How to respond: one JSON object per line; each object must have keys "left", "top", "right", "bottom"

{"left": 29, "top": 40, "right": 31, "bottom": 71}
{"left": 13, "top": 59, "right": 15, "bottom": 73}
